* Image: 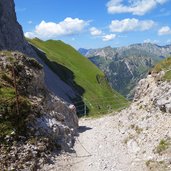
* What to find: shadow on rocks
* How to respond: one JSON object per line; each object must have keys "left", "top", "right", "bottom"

{"left": 78, "top": 126, "right": 92, "bottom": 133}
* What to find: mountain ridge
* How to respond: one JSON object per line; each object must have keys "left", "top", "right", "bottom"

{"left": 79, "top": 43, "right": 171, "bottom": 98}
{"left": 80, "top": 43, "right": 171, "bottom": 57}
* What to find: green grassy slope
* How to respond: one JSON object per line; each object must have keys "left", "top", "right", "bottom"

{"left": 28, "top": 38, "right": 128, "bottom": 116}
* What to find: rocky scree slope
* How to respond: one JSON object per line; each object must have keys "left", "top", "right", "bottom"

{"left": 46, "top": 59, "right": 171, "bottom": 171}
{"left": 79, "top": 43, "right": 171, "bottom": 98}
{"left": 0, "top": 52, "right": 78, "bottom": 170}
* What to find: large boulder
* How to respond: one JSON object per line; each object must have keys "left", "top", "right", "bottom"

{"left": 0, "top": 52, "right": 79, "bottom": 150}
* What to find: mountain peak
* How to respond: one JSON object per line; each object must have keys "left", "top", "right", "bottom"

{"left": 0, "top": 0, "right": 35, "bottom": 57}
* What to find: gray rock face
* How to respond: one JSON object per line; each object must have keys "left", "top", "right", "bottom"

{"left": 0, "top": 0, "right": 35, "bottom": 57}
{"left": 0, "top": 52, "right": 78, "bottom": 148}
{"left": 0, "top": 2, "right": 80, "bottom": 169}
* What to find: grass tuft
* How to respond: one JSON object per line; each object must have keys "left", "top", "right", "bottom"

{"left": 155, "top": 139, "right": 170, "bottom": 154}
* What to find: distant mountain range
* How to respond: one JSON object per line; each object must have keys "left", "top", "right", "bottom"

{"left": 79, "top": 43, "right": 171, "bottom": 98}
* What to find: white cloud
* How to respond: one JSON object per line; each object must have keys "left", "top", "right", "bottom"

{"left": 90, "top": 27, "right": 102, "bottom": 36}
{"left": 158, "top": 26, "right": 171, "bottom": 35}
{"left": 25, "top": 17, "right": 89, "bottom": 39}
{"left": 109, "top": 18, "right": 155, "bottom": 32}
{"left": 24, "top": 32, "right": 35, "bottom": 39}
{"left": 102, "top": 34, "right": 116, "bottom": 41}
{"left": 144, "top": 39, "right": 159, "bottom": 43}
{"left": 107, "top": 0, "right": 168, "bottom": 15}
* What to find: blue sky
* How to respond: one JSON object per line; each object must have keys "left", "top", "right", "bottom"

{"left": 15, "top": 0, "right": 171, "bottom": 49}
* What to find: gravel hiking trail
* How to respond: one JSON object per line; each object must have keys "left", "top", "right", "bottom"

{"left": 43, "top": 113, "right": 150, "bottom": 171}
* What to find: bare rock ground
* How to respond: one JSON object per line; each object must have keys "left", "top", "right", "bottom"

{"left": 42, "top": 110, "right": 171, "bottom": 171}
{"left": 43, "top": 74, "right": 171, "bottom": 171}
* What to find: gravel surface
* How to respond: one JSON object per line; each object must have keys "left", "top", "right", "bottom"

{"left": 43, "top": 107, "right": 171, "bottom": 171}
{"left": 71, "top": 114, "right": 139, "bottom": 171}
{"left": 42, "top": 114, "right": 144, "bottom": 171}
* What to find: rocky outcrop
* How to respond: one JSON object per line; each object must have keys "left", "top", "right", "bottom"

{"left": 0, "top": 0, "right": 36, "bottom": 57}
{"left": 0, "top": 1, "right": 79, "bottom": 170}
{"left": 118, "top": 72, "right": 171, "bottom": 170}
{"left": 134, "top": 71, "right": 171, "bottom": 113}
{"left": 0, "top": 52, "right": 78, "bottom": 170}
{"left": 0, "top": 51, "right": 78, "bottom": 146}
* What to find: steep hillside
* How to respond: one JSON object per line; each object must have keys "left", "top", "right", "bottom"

{"left": 0, "top": 0, "right": 128, "bottom": 116}
{"left": 0, "top": 52, "right": 78, "bottom": 170}
{"left": 79, "top": 43, "right": 171, "bottom": 98}
{"left": 28, "top": 38, "right": 128, "bottom": 116}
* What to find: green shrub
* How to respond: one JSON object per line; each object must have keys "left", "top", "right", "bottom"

{"left": 27, "top": 58, "right": 43, "bottom": 70}
{"left": 0, "top": 121, "right": 14, "bottom": 139}
{"left": 156, "top": 139, "right": 170, "bottom": 154}
{"left": 152, "top": 57, "right": 171, "bottom": 73}
{"left": 1, "top": 73, "right": 13, "bottom": 85}
{"left": 0, "top": 87, "right": 31, "bottom": 136}
{"left": 145, "top": 160, "right": 168, "bottom": 171}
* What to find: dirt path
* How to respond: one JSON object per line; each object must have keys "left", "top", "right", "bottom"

{"left": 43, "top": 107, "right": 171, "bottom": 171}
{"left": 43, "top": 113, "right": 146, "bottom": 171}
{"left": 71, "top": 115, "right": 132, "bottom": 171}
{"left": 70, "top": 115, "right": 145, "bottom": 171}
